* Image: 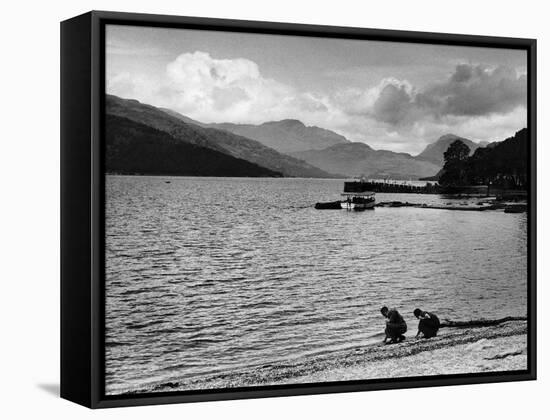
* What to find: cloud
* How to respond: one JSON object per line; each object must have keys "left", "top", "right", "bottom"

{"left": 422, "top": 64, "right": 527, "bottom": 117}
{"left": 107, "top": 71, "right": 162, "bottom": 102}
{"left": 107, "top": 55, "right": 527, "bottom": 155}
{"left": 343, "top": 64, "right": 527, "bottom": 130}
{"left": 325, "top": 63, "right": 527, "bottom": 152}
{"left": 372, "top": 83, "right": 415, "bottom": 125}
{"left": 164, "top": 51, "right": 266, "bottom": 115}
{"left": 108, "top": 51, "right": 335, "bottom": 126}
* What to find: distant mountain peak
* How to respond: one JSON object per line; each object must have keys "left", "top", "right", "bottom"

{"left": 416, "top": 134, "right": 481, "bottom": 166}
{"left": 264, "top": 119, "right": 306, "bottom": 128}
{"left": 326, "top": 142, "right": 373, "bottom": 152}
{"left": 209, "top": 118, "right": 349, "bottom": 154}
{"left": 437, "top": 133, "right": 463, "bottom": 141}
{"left": 291, "top": 141, "right": 440, "bottom": 180}
{"left": 105, "top": 95, "right": 337, "bottom": 178}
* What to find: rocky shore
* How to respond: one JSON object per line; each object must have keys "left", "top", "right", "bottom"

{"left": 295, "top": 319, "right": 528, "bottom": 383}
{"left": 376, "top": 199, "right": 527, "bottom": 213}
{"left": 129, "top": 319, "right": 527, "bottom": 393}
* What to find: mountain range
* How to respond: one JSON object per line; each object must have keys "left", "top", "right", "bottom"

{"left": 290, "top": 143, "right": 441, "bottom": 179}
{"left": 205, "top": 117, "right": 489, "bottom": 179}
{"left": 210, "top": 119, "right": 349, "bottom": 153}
{"left": 162, "top": 108, "right": 349, "bottom": 153}
{"left": 106, "top": 95, "right": 336, "bottom": 178}
{"left": 105, "top": 95, "right": 494, "bottom": 180}
{"left": 105, "top": 114, "right": 282, "bottom": 177}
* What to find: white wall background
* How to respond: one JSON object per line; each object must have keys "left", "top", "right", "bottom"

{"left": 1, "top": 0, "right": 547, "bottom": 417}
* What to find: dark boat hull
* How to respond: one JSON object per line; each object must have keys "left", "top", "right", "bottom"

{"left": 315, "top": 201, "right": 343, "bottom": 210}
{"left": 315, "top": 200, "right": 376, "bottom": 210}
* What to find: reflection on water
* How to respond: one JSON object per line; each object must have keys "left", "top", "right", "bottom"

{"left": 105, "top": 175, "right": 527, "bottom": 394}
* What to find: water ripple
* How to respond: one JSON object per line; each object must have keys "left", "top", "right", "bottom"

{"left": 105, "top": 176, "right": 527, "bottom": 394}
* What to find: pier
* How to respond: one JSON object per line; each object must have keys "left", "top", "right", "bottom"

{"left": 344, "top": 180, "right": 442, "bottom": 194}
{"left": 344, "top": 181, "right": 527, "bottom": 198}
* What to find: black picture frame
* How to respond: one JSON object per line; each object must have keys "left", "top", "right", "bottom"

{"left": 61, "top": 10, "right": 537, "bottom": 409}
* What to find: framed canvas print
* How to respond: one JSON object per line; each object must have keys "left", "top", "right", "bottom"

{"left": 60, "top": 11, "right": 536, "bottom": 408}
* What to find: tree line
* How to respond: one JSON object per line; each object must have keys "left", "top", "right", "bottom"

{"left": 439, "top": 128, "right": 528, "bottom": 189}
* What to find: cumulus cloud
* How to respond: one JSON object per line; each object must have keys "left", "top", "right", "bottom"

{"left": 108, "top": 51, "right": 337, "bottom": 126}
{"left": 164, "top": 52, "right": 268, "bottom": 116}
{"left": 325, "top": 63, "right": 527, "bottom": 152}
{"left": 372, "top": 83, "right": 415, "bottom": 125}
{"left": 366, "top": 64, "right": 527, "bottom": 126}
{"left": 107, "top": 55, "right": 527, "bottom": 154}
{"left": 422, "top": 64, "right": 527, "bottom": 117}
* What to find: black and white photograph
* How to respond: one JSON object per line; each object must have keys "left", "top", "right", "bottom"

{"left": 103, "top": 23, "right": 530, "bottom": 396}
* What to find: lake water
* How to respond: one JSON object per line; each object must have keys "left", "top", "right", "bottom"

{"left": 105, "top": 175, "right": 528, "bottom": 394}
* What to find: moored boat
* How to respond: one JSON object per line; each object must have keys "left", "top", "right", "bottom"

{"left": 341, "top": 180, "right": 376, "bottom": 210}
{"left": 341, "top": 191, "right": 376, "bottom": 211}
{"left": 314, "top": 179, "right": 376, "bottom": 211}
{"left": 314, "top": 200, "right": 343, "bottom": 210}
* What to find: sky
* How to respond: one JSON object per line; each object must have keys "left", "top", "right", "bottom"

{"left": 106, "top": 24, "right": 527, "bottom": 155}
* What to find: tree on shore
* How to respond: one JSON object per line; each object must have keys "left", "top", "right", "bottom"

{"left": 437, "top": 129, "right": 528, "bottom": 189}
{"left": 439, "top": 140, "right": 471, "bottom": 186}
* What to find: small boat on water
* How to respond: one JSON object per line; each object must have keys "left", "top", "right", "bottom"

{"left": 342, "top": 180, "right": 376, "bottom": 210}
{"left": 314, "top": 179, "right": 376, "bottom": 211}
{"left": 314, "top": 200, "right": 343, "bottom": 210}
{"left": 341, "top": 191, "right": 376, "bottom": 211}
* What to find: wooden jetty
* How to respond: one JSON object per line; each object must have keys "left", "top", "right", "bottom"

{"left": 344, "top": 180, "right": 442, "bottom": 194}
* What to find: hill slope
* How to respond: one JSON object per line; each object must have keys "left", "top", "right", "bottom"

{"left": 416, "top": 134, "right": 485, "bottom": 166}
{"left": 210, "top": 119, "right": 349, "bottom": 153}
{"left": 160, "top": 108, "right": 208, "bottom": 127}
{"left": 106, "top": 95, "right": 336, "bottom": 178}
{"left": 105, "top": 115, "right": 281, "bottom": 177}
{"left": 291, "top": 143, "right": 441, "bottom": 180}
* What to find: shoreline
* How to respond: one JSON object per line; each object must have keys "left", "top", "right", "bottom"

{"left": 293, "top": 320, "right": 527, "bottom": 384}
{"left": 376, "top": 200, "right": 527, "bottom": 213}
{"left": 119, "top": 319, "right": 527, "bottom": 395}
